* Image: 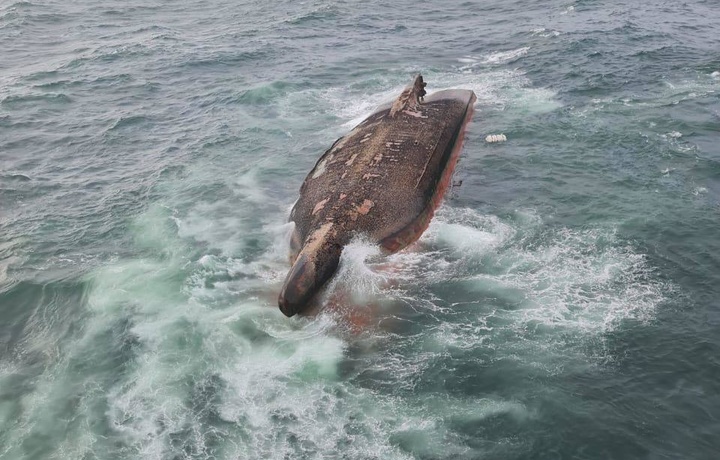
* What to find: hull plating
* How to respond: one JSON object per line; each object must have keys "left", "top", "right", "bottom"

{"left": 279, "top": 76, "right": 476, "bottom": 316}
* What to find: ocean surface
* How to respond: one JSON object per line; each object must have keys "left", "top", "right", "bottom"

{"left": 2, "top": 0, "right": 720, "bottom": 458}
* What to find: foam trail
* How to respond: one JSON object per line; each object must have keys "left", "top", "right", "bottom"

{"left": 482, "top": 47, "right": 530, "bottom": 65}
{"left": 0, "top": 193, "right": 670, "bottom": 459}
{"left": 376, "top": 208, "right": 667, "bottom": 360}
{"left": 274, "top": 66, "right": 561, "bottom": 135}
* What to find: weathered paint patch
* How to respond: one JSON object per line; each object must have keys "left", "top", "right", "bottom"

{"left": 312, "top": 158, "right": 329, "bottom": 179}
{"left": 403, "top": 108, "right": 427, "bottom": 118}
{"left": 304, "top": 222, "right": 334, "bottom": 253}
{"left": 312, "top": 198, "right": 329, "bottom": 215}
{"left": 345, "top": 153, "right": 359, "bottom": 166}
{"left": 357, "top": 199, "right": 374, "bottom": 215}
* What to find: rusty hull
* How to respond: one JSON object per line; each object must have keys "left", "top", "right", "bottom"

{"left": 279, "top": 75, "right": 476, "bottom": 317}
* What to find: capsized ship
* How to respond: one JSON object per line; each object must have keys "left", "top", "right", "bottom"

{"left": 279, "top": 75, "right": 476, "bottom": 317}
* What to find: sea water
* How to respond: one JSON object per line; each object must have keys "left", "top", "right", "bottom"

{"left": 1, "top": 0, "right": 720, "bottom": 458}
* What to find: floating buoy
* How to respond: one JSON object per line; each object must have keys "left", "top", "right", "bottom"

{"left": 485, "top": 134, "right": 507, "bottom": 143}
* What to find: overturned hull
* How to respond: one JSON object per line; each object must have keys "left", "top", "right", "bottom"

{"left": 279, "top": 75, "right": 476, "bottom": 317}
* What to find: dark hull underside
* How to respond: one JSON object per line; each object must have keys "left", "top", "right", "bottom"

{"left": 279, "top": 77, "right": 476, "bottom": 316}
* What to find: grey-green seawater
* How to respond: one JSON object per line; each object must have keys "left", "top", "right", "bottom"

{"left": 1, "top": 0, "right": 720, "bottom": 458}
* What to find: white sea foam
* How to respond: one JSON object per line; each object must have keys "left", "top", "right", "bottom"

{"left": 417, "top": 69, "right": 561, "bottom": 114}
{"left": 482, "top": 47, "right": 530, "bottom": 65}
{"left": 77, "top": 198, "right": 421, "bottom": 458}
{"left": 531, "top": 28, "right": 561, "bottom": 38}
{"left": 275, "top": 65, "right": 561, "bottom": 135}
{"left": 365, "top": 208, "right": 669, "bottom": 367}
{"left": 328, "top": 237, "right": 386, "bottom": 298}
{"left": 660, "top": 77, "right": 719, "bottom": 105}
{"left": 4, "top": 196, "right": 670, "bottom": 458}
{"left": 0, "top": 362, "right": 20, "bottom": 429}
{"left": 456, "top": 48, "right": 530, "bottom": 69}
{"left": 306, "top": 205, "right": 666, "bottom": 362}
{"left": 424, "top": 210, "right": 516, "bottom": 258}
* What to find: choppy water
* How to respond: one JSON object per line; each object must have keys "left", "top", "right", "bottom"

{"left": 2, "top": 0, "right": 720, "bottom": 458}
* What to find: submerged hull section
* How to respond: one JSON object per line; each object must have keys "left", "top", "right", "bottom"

{"left": 279, "top": 76, "right": 476, "bottom": 316}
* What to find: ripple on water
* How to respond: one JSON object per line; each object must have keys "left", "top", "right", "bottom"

{"left": 0, "top": 92, "right": 72, "bottom": 106}
{"left": 1, "top": 1, "right": 713, "bottom": 456}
